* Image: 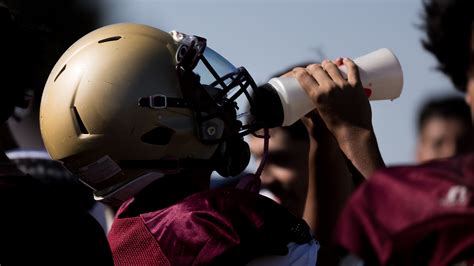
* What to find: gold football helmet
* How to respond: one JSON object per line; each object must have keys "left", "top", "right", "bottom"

{"left": 40, "top": 23, "right": 260, "bottom": 204}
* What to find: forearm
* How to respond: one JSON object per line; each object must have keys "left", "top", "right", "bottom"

{"left": 303, "top": 133, "right": 354, "bottom": 235}
{"left": 302, "top": 138, "right": 318, "bottom": 233}
{"left": 308, "top": 133, "right": 354, "bottom": 265}
{"left": 336, "top": 127, "right": 385, "bottom": 178}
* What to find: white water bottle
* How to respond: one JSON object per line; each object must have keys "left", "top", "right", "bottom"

{"left": 266, "top": 48, "right": 403, "bottom": 126}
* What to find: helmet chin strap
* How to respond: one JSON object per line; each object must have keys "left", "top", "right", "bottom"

{"left": 255, "top": 127, "right": 269, "bottom": 178}
{"left": 93, "top": 171, "right": 165, "bottom": 206}
{"left": 236, "top": 127, "right": 269, "bottom": 193}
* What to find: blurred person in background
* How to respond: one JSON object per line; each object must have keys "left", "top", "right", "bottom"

{"left": 0, "top": 0, "right": 113, "bottom": 231}
{"left": 2, "top": 0, "right": 99, "bottom": 150}
{"left": 281, "top": 0, "right": 474, "bottom": 264}
{"left": 416, "top": 96, "right": 473, "bottom": 162}
{"left": 0, "top": 2, "right": 112, "bottom": 264}
{"left": 249, "top": 121, "right": 309, "bottom": 218}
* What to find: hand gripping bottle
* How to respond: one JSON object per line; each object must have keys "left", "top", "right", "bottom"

{"left": 253, "top": 48, "right": 403, "bottom": 127}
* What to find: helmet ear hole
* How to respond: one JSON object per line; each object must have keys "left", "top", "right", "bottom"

{"left": 140, "top": 127, "right": 174, "bottom": 145}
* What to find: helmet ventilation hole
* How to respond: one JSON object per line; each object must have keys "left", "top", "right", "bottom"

{"left": 54, "top": 64, "right": 67, "bottom": 82}
{"left": 72, "top": 106, "right": 89, "bottom": 134}
{"left": 141, "top": 127, "right": 174, "bottom": 145}
{"left": 98, "top": 36, "right": 122, "bottom": 43}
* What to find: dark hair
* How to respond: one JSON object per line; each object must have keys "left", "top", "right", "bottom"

{"left": 421, "top": 0, "right": 474, "bottom": 91}
{"left": 417, "top": 96, "right": 472, "bottom": 132}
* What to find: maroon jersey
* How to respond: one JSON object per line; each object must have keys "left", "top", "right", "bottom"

{"left": 335, "top": 153, "right": 474, "bottom": 266}
{"left": 108, "top": 187, "right": 313, "bottom": 265}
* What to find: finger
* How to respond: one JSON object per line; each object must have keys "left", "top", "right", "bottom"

{"left": 322, "top": 60, "right": 345, "bottom": 85}
{"left": 292, "top": 67, "right": 320, "bottom": 98}
{"left": 293, "top": 67, "right": 306, "bottom": 73}
{"left": 305, "top": 64, "right": 331, "bottom": 88}
{"left": 280, "top": 67, "right": 304, "bottom": 78}
{"left": 280, "top": 71, "right": 292, "bottom": 78}
{"left": 300, "top": 115, "right": 314, "bottom": 129}
{"left": 343, "top": 58, "right": 361, "bottom": 85}
{"left": 302, "top": 110, "right": 321, "bottom": 126}
{"left": 333, "top": 57, "right": 343, "bottom": 66}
